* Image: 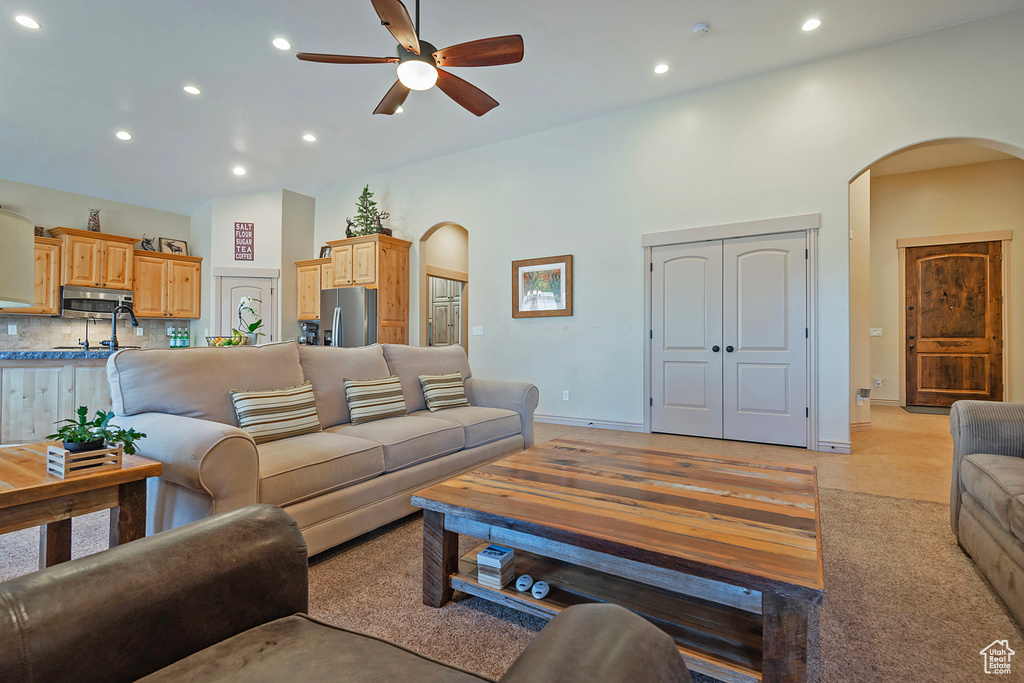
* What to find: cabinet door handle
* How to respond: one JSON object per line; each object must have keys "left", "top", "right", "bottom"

{"left": 726, "top": 346, "right": 735, "bottom": 353}
{"left": 712, "top": 345, "right": 720, "bottom": 353}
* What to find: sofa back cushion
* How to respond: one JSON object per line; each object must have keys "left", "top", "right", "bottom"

{"left": 108, "top": 342, "right": 305, "bottom": 426}
{"left": 382, "top": 344, "right": 473, "bottom": 414}
{"left": 297, "top": 344, "right": 391, "bottom": 427}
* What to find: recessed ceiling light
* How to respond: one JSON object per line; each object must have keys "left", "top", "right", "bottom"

{"left": 233, "top": 166, "right": 246, "bottom": 176}
{"left": 273, "top": 38, "right": 291, "bottom": 51}
{"left": 183, "top": 85, "right": 201, "bottom": 95}
{"left": 302, "top": 133, "right": 317, "bottom": 142}
{"left": 802, "top": 18, "right": 821, "bottom": 31}
{"left": 116, "top": 131, "right": 133, "bottom": 141}
{"left": 654, "top": 64, "right": 669, "bottom": 75}
{"left": 395, "top": 106, "right": 404, "bottom": 114}
{"left": 14, "top": 15, "right": 40, "bottom": 29}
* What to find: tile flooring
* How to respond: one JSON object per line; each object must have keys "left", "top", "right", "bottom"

{"left": 534, "top": 405, "right": 951, "bottom": 503}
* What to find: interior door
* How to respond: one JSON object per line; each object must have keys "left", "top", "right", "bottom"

{"left": 906, "top": 241, "right": 1003, "bottom": 406}
{"left": 651, "top": 241, "right": 724, "bottom": 438}
{"left": 219, "top": 276, "right": 277, "bottom": 343}
{"left": 722, "top": 233, "right": 808, "bottom": 447}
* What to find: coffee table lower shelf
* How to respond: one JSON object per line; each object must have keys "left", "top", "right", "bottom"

{"left": 454, "top": 546, "right": 763, "bottom": 683}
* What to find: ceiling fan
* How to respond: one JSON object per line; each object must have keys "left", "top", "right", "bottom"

{"left": 296, "top": 0, "right": 524, "bottom": 117}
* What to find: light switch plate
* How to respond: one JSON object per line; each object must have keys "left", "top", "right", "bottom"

{"left": 472, "top": 326, "right": 484, "bottom": 336}
{"left": 562, "top": 391, "right": 570, "bottom": 401}
{"left": 7, "top": 324, "right": 16, "bottom": 335}
{"left": 869, "top": 328, "right": 882, "bottom": 337}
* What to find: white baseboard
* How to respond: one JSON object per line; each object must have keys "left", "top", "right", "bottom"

{"left": 871, "top": 398, "right": 901, "bottom": 407}
{"left": 534, "top": 414, "right": 645, "bottom": 433}
{"left": 816, "top": 439, "right": 852, "bottom": 454}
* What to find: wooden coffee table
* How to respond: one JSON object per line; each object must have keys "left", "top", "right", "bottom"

{"left": 0, "top": 441, "right": 162, "bottom": 569}
{"left": 412, "top": 437, "right": 823, "bottom": 683}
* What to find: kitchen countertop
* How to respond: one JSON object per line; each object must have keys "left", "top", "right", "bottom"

{"left": 0, "top": 349, "right": 136, "bottom": 360}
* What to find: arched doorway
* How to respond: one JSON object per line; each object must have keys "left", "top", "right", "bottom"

{"left": 849, "top": 138, "right": 1024, "bottom": 431}
{"left": 418, "top": 223, "right": 469, "bottom": 350}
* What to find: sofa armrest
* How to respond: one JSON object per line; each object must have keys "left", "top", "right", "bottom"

{"left": 465, "top": 377, "right": 540, "bottom": 448}
{"left": 112, "top": 412, "right": 259, "bottom": 513}
{"left": 0, "top": 505, "right": 308, "bottom": 683}
{"left": 500, "top": 604, "right": 690, "bottom": 683}
{"left": 950, "top": 400, "right": 1024, "bottom": 535}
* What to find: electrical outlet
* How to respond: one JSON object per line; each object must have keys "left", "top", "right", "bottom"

{"left": 563, "top": 390, "right": 570, "bottom": 401}
{"left": 874, "top": 377, "right": 884, "bottom": 387}
{"left": 135, "top": 327, "right": 144, "bottom": 336}
{"left": 167, "top": 326, "right": 174, "bottom": 336}
{"left": 6, "top": 324, "right": 16, "bottom": 335}
{"left": 869, "top": 328, "right": 882, "bottom": 337}
{"left": 472, "top": 326, "right": 484, "bottom": 336}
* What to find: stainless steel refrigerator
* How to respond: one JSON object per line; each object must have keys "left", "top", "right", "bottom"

{"left": 319, "top": 287, "right": 378, "bottom": 347}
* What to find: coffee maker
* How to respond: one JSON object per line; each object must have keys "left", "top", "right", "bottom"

{"left": 299, "top": 321, "right": 319, "bottom": 345}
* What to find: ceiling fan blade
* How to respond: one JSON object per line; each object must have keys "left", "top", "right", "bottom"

{"left": 435, "top": 69, "right": 498, "bottom": 116}
{"left": 433, "top": 35, "right": 524, "bottom": 67}
{"left": 373, "top": 80, "right": 411, "bottom": 115}
{"left": 370, "top": 0, "right": 420, "bottom": 54}
{"left": 297, "top": 53, "right": 398, "bottom": 64}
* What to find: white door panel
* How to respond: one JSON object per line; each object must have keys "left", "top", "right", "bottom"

{"left": 723, "top": 233, "right": 807, "bottom": 446}
{"left": 651, "top": 242, "right": 723, "bottom": 438}
{"left": 219, "top": 277, "right": 277, "bottom": 343}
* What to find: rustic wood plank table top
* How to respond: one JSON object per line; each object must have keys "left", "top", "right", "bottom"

{"left": 0, "top": 441, "right": 162, "bottom": 569}
{"left": 412, "top": 437, "right": 824, "bottom": 683}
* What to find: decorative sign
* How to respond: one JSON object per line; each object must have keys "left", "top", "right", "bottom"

{"left": 234, "top": 222, "right": 254, "bottom": 261}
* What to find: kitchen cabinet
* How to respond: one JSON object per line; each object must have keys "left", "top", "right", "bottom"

{"left": 429, "top": 276, "right": 462, "bottom": 347}
{"left": 132, "top": 251, "right": 202, "bottom": 319}
{"left": 325, "top": 234, "right": 411, "bottom": 344}
{"left": 0, "top": 237, "right": 61, "bottom": 315}
{"left": 50, "top": 227, "right": 136, "bottom": 290}
{"left": 0, "top": 360, "right": 111, "bottom": 444}
{"left": 296, "top": 259, "right": 323, "bottom": 321}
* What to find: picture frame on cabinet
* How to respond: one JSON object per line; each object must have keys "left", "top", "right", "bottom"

{"left": 319, "top": 246, "right": 332, "bottom": 258}
{"left": 159, "top": 237, "right": 188, "bottom": 256}
{"left": 512, "top": 254, "right": 573, "bottom": 319}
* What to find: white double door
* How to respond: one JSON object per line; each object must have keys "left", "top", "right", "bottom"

{"left": 651, "top": 232, "right": 808, "bottom": 447}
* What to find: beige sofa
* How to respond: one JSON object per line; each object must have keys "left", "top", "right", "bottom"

{"left": 106, "top": 341, "right": 538, "bottom": 556}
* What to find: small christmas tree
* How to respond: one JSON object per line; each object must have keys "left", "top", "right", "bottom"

{"left": 352, "top": 185, "right": 380, "bottom": 236}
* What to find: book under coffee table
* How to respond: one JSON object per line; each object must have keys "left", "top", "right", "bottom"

{"left": 412, "top": 437, "right": 823, "bottom": 683}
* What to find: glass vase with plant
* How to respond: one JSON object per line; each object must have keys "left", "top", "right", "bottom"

{"left": 48, "top": 406, "right": 147, "bottom": 454}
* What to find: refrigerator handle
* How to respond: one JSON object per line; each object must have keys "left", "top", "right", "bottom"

{"left": 332, "top": 306, "right": 343, "bottom": 347}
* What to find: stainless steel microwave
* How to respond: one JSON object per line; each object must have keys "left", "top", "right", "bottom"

{"left": 60, "top": 286, "right": 133, "bottom": 319}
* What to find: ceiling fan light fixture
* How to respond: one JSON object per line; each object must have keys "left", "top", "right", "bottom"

{"left": 397, "top": 59, "right": 437, "bottom": 91}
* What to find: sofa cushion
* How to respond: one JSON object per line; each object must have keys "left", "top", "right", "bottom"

{"left": 419, "top": 372, "right": 471, "bottom": 412}
{"left": 382, "top": 344, "right": 473, "bottom": 414}
{"left": 108, "top": 342, "right": 305, "bottom": 426}
{"left": 411, "top": 406, "right": 521, "bottom": 449}
{"left": 345, "top": 375, "right": 407, "bottom": 425}
{"left": 961, "top": 453, "right": 1024, "bottom": 534}
{"left": 231, "top": 382, "right": 322, "bottom": 444}
{"left": 297, "top": 344, "right": 391, "bottom": 428}
{"left": 327, "top": 416, "right": 464, "bottom": 472}
{"left": 257, "top": 432, "right": 384, "bottom": 506}
{"left": 138, "top": 614, "right": 489, "bottom": 683}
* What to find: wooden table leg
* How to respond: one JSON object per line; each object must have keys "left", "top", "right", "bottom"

{"left": 762, "top": 591, "right": 810, "bottom": 683}
{"left": 39, "top": 518, "right": 72, "bottom": 569}
{"left": 423, "top": 509, "right": 458, "bottom": 607}
{"left": 109, "top": 479, "right": 147, "bottom": 548}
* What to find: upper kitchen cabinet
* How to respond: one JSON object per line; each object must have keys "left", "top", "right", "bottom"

{"left": 324, "top": 234, "right": 411, "bottom": 344}
{"left": 133, "top": 251, "right": 202, "bottom": 319}
{"left": 50, "top": 227, "right": 136, "bottom": 290}
{"left": 0, "top": 237, "right": 61, "bottom": 315}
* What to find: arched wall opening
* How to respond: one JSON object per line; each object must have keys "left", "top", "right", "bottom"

{"left": 849, "top": 137, "right": 1024, "bottom": 431}
{"left": 418, "top": 222, "right": 469, "bottom": 350}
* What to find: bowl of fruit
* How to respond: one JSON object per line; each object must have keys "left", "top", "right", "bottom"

{"left": 206, "top": 331, "right": 250, "bottom": 347}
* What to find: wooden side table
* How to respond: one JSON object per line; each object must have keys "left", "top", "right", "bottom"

{"left": 0, "top": 441, "right": 162, "bottom": 569}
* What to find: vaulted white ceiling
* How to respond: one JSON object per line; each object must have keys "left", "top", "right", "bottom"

{"left": 2, "top": 0, "right": 1022, "bottom": 215}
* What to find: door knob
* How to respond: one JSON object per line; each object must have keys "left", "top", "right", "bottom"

{"left": 712, "top": 345, "right": 720, "bottom": 353}
{"left": 726, "top": 346, "right": 734, "bottom": 353}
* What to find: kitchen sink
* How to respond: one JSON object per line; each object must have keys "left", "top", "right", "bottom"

{"left": 50, "top": 345, "right": 141, "bottom": 350}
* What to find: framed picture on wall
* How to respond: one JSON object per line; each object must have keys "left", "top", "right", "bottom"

{"left": 512, "top": 254, "right": 573, "bottom": 318}
{"left": 159, "top": 237, "right": 189, "bottom": 256}
{"left": 319, "top": 246, "right": 332, "bottom": 258}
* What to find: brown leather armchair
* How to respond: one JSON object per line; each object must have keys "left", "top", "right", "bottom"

{"left": 0, "top": 505, "right": 690, "bottom": 683}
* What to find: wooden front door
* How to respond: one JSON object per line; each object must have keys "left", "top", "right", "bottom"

{"left": 906, "top": 241, "right": 1002, "bottom": 406}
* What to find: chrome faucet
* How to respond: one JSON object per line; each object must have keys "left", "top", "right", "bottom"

{"left": 79, "top": 317, "right": 98, "bottom": 350}
{"left": 102, "top": 305, "right": 139, "bottom": 351}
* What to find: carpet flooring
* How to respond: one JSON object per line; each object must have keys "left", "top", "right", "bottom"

{"left": 1, "top": 489, "right": 1021, "bottom": 681}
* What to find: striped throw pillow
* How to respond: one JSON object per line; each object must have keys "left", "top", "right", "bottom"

{"left": 230, "top": 382, "right": 322, "bottom": 444}
{"left": 419, "top": 372, "right": 471, "bottom": 412}
{"left": 344, "top": 375, "right": 407, "bottom": 425}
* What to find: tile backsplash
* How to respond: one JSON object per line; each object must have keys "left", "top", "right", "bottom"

{"left": 0, "top": 315, "right": 190, "bottom": 351}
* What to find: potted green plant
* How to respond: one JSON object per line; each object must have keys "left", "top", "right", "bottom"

{"left": 235, "top": 296, "right": 265, "bottom": 345}
{"left": 48, "top": 406, "right": 147, "bottom": 454}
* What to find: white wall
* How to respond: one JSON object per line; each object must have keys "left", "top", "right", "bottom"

{"left": 315, "top": 10, "right": 1024, "bottom": 445}
{"left": 0, "top": 176, "right": 189, "bottom": 240}
{"left": 869, "top": 158, "right": 1024, "bottom": 402}
{"left": 280, "top": 190, "right": 316, "bottom": 341}
{"left": 849, "top": 171, "right": 871, "bottom": 426}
